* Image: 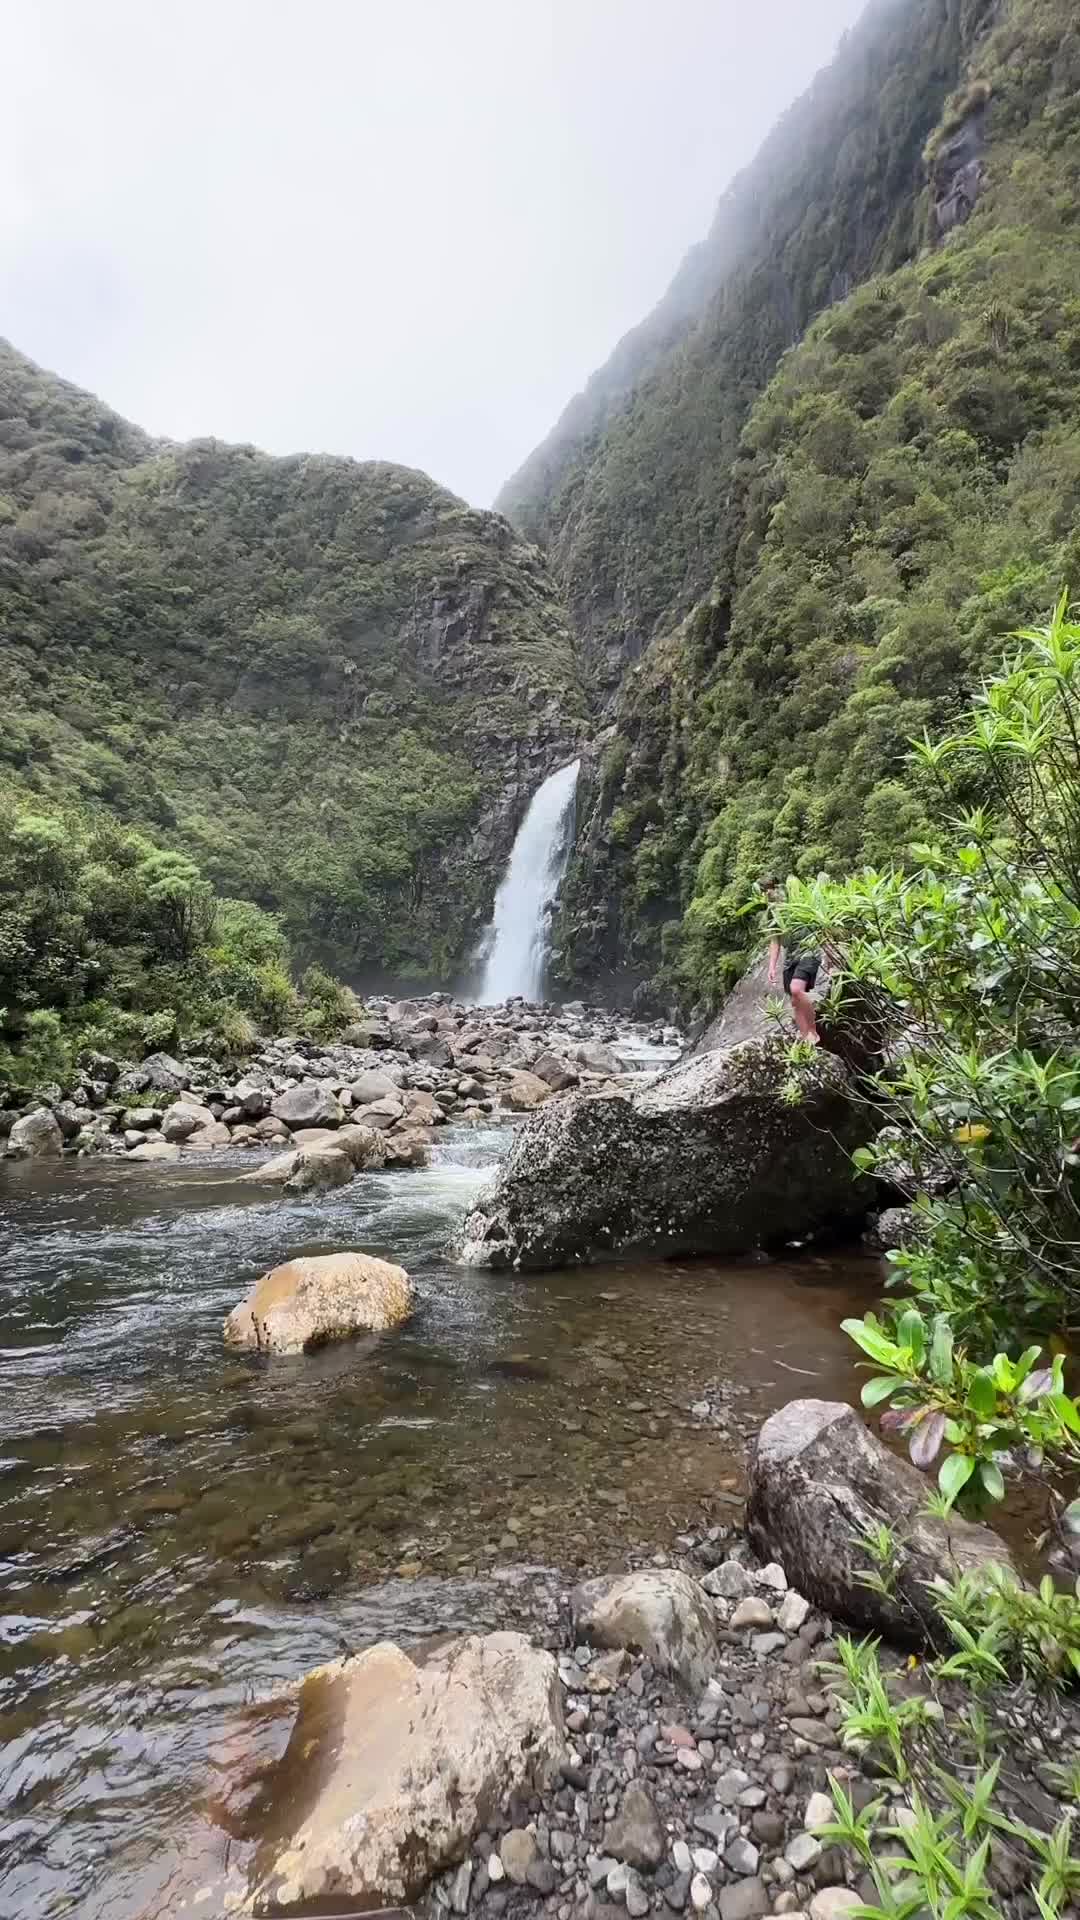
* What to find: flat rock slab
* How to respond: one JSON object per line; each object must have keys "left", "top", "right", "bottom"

{"left": 247, "top": 1633, "right": 564, "bottom": 1910}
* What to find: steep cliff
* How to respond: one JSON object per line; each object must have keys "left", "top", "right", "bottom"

{"left": 516, "top": 0, "right": 1080, "bottom": 1007}
{"left": 0, "top": 344, "right": 585, "bottom": 983}
{"left": 499, "top": 0, "right": 998, "bottom": 699}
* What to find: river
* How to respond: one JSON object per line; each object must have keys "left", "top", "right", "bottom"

{"left": 0, "top": 1094, "right": 883, "bottom": 1919}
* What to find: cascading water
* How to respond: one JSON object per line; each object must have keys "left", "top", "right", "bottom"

{"left": 475, "top": 758, "right": 581, "bottom": 1004}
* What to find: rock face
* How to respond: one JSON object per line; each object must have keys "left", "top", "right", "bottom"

{"left": 223, "top": 1251, "right": 413, "bottom": 1353}
{"left": 6, "top": 1107, "right": 64, "bottom": 1158}
{"left": 746, "top": 1399, "right": 1015, "bottom": 1646}
{"left": 571, "top": 1570, "right": 721, "bottom": 1690}
{"left": 248, "top": 1633, "right": 564, "bottom": 1912}
{"left": 461, "top": 1036, "right": 870, "bottom": 1270}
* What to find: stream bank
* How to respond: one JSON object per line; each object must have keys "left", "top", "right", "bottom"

{"left": 1, "top": 1073, "right": 884, "bottom": 1919}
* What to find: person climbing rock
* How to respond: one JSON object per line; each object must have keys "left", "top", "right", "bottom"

{"left": 764, "top": 879, "right": 821, "bottom": 1044}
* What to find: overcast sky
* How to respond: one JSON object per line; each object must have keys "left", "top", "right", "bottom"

{"left": 3, "top": 0, "right": 868, "bottom": 506}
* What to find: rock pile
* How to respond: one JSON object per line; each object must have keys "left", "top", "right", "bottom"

{"left": 0, "top": 995, "right": 676, "bottom": 1174}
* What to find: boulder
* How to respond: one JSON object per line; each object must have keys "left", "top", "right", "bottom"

{"left": 224, "top": 1251, "right": 413, "bottom": 1352}
{"left": 405, "top": 1089, "right": 442, "bottom": 1126}
{"left": 334, "top": 1123, "right": 389, "bottom": 1170}
{"left": 352, "top": 1094, "right": 406, "bottom": 1131}
{"left": 746, "top": 1399, "right": 1016, "bottom": 1647}
{"left": 127, "top": 1139, "right": 182, "bottom": 1163}
{"left": 51, "top": 1099, "right": 86, "bottom": 1141}
{"left": 184, "top": 1121, "right": 232, "bottom": 1148}
{"left": 341, "top": 1019, "right": 393, "bottom": 1050}
{"left": 289, "top": 1127, "right": 341, "bottom": 1152}
{"left": 864, "top": 1205, "right": 925, "bottom": 1253}
{"left": 576, "top": 1040, "right": 625, "bottom": 1076}
{"left": 246, "top": 1633, "right": 564, "bottom": 1912}
{"left": 161, "top": 1101, "right": 215, "bottom": 1142}
{"left": 284, "top": 1147, "right": 354, "bottom": 1194}
{"left": 350, "top": 1069, "right": 404, "bottom": 1105}
{"left": 122, "top": 1107, "right": 160, "bottom": 1132}
{"left": 231, "top": 1080, "right": 272, "bottom": 1119}
{"left": 383, "top": 1128, "right": 431, "bottom": 1166}
{"left": 570, "top": 1570, "right": 721, "bottom": 1690}
{"left": 6, "top": 1107, "right": 64, "bottom": 1158}
{"left": 532, "top": 1050, "right": 580, "bottom": 1091}
{"left": 500, "top": 1070, "right": 553, "bottom": 1113}
{"left": 462, "top": 1036, "right": 870, "bottom": 1270}
{"left": 270, "top": 1084, "right": 343, "bottom": 1130}
{"left": 115, "top": 1051, "right": 188, "bottom": 1096}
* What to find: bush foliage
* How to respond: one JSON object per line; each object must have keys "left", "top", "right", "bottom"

{"left": 0, "top": 789, "right": 353, "bottom": 1094}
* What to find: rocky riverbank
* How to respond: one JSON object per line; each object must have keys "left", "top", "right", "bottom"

{"left": 1, "top": 994, "right": 678, "bottom": 1179}
{"left": 196, "top": 1400, "right": 1077, "bottom": 1920}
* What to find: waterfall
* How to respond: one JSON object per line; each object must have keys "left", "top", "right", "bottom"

{"left": 475, "top": 759, "right": 581, "bottom": 1004}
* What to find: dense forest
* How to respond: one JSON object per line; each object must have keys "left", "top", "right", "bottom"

{"left": 0, "top": 343, "right": 583, "bottom": 1003}
{"left": 525, "top": 0, "right": 1080, "bottom": 1006}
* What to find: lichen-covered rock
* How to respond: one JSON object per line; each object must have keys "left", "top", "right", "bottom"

{"left": 6, "top": 1107, "right": 64, "bottom": 1158}
{"left": 571, "top": 1569, "right": 721, "bottom": 1690}
{"left": 223, "top": 1251, "right": 412, "bottom": 1352}
{"left": 246, "top": 1633, "right": 564, "bottom": 1911}
{"left": 461, "top": 1035, "right": 870, "bottom": 1270}
{"left": 746, "top": 1399, "right": 1015, "bottom": 1647}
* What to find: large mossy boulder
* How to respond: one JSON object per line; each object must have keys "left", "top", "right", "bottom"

{"left": 223, "top": 1251, "right": 412, "bottom": 1353}
{"left": 460, "top": 1035, "right": 870, "bottom": 1270}
{"left": 746, "top": 1399, "right": 1016, "bottom": 1647}
{"left": 246, "top": 1633, "right": 564, "bottom": 1911}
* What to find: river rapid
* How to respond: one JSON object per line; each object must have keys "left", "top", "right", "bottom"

{"left": 0, "top": 1068, "right": 884, "bottom": 1920}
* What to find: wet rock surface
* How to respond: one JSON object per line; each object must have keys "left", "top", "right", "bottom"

{"left": 461, "top": 1038, "right": 872, "bottom": 1271}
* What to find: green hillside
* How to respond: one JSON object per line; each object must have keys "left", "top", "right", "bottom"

{"left": 537, "top": 0, "right": 1080, "bottom": 1006}
{"left": 0, "top": 344, "right": 584, "bottom": 987}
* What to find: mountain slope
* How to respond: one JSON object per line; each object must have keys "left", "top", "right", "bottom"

{"left": 498, "top": 0, "right": 998, "bottom": 697}
{"left": 529, "top": 0, "right": 1080, "bottom": 1006}
{"left": 0, "top": 345, "right": 584, "bottom": 984}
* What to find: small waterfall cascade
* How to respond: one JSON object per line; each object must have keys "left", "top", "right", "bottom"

{"left": 475, "top": 759, "right": 581, "bottom": 1004}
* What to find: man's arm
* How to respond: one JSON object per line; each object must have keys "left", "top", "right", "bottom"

{"left": 767, "top": 936, "right": 781, "bottom": 987}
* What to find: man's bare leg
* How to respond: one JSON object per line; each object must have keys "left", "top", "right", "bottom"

{"left": 790, "top": 980, "right": 820, "bottom": 1044}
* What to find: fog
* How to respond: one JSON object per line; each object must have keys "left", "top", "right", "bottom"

{"left": 2, "top": 0, "right": 868, "bottom": 504}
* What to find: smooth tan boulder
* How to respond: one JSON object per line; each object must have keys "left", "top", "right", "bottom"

{"left": 383, "top": 1128, "right": 431, "bottom": 1166}
{"left": 224, "top": 1251, "right": 413, "bottom": 1353}
{"left": 248, "top": 1633, "right": 564, "bottom": 1911}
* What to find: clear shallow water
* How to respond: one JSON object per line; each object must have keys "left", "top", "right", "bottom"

{"left": 0, "top": 1119, "right": 882, "bottom": 1920}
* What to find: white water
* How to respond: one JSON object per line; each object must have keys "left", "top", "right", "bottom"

{"left": 475, "top": 758, "right": 581, "bottom": 1004}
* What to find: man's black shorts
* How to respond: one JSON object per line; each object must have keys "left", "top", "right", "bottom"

{"left": 783, "top": 952, "right": 821, "bottom": 993}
